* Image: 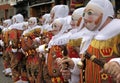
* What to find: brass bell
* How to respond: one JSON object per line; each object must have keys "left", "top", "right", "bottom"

{"left": 77, "top": 61, "right": 84, "bottom": 69}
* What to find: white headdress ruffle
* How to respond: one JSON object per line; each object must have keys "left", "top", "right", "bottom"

{"left": 42, "top": 13, "right": 50, "bottom": 25}
{"left": 50, "top": 5, "right": 69, "bottom": 20}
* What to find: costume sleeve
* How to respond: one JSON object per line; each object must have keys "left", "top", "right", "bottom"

{"left": 68, "top": 74, "right": 80, "bottom": 83}
{"left": 68, "top": 58, "right": 80, "bottom": 83}
{"left": 70, "top": 58, "right": 81, "bottom": 75}
{"left": 0, "top": 40, "right": 4, "bottom": 47}
{"left": 109, "top": 58, "right": 120, "bottom": 65}
{"left": 109, "top": 35, "right": 120, "bottom": 65}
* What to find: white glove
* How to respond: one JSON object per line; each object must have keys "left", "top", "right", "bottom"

{"left": 21, "top": 48, "right": 26, "bottom": 55}
{"left": 9, "top": 41, "right": 12, "bottom": 45}
{"left": 0, "top": 40, "right": 4, "bottom": 47}
{"left": 34, "top": 37, "right": 40, "bottom": 42}
{"left": 11, "top": 48, "right": 18, "bottom": 53}
{"left": 36, "top": 44, "right": 46, "bottom": 53}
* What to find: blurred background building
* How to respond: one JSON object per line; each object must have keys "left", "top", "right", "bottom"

{"left": 0, "top": 0, "right": 119, "bottom": 21}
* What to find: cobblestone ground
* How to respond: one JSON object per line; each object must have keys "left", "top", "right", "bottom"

{"left": 0, "top": 56, "right": 13, "bottom": 83}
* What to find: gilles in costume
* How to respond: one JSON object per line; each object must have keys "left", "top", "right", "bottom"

{"left": 36, "top": 18, "right": 69, "bottom": 83}
{"left": 21, "top": 17, "right": 42, "bottom": 83}
{"left": 38, "top": 17, "right": 77, "bottom": 83}
{"left": 34, "top": 5, "right": 70, "bottom": 83}
{"left": 79, "top": 0, "right": 120, "bottom": 82}
{"left": 8, "top": 14, "right": 29, "bottom": 83}
{"left": 0, "top": 19, "right": 12, "bottom": 76}
{"left": 55, "top": 7, "right": 85, "bottom": 83}
{"left": 60, "top": 0, "right": 120, "bottom": 83}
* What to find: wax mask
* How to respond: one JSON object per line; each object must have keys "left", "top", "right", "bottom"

{"left": 52, "top": 20, "right": 62, "bottom": 35}
{"left": 3, "top": 22, "right": 8, "bottom": 27}
{"left": 70, "top": 16, "right": 82, "bottom": 28}
{"left": 28, "top": 20, "right": 34, "bottom": 27}
{"left": 83, "top": 4, "right": 103, "bottom": 31}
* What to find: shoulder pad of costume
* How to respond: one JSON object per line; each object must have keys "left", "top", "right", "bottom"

{"left": 95, "top": 19, "right": 120, "bottom": 40}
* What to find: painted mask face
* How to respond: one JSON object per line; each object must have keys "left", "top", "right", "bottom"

{"left": 83, "top": 4, "right": 103, "bottom": 31}
{"left": 52, "top": 21, "right": 62, "bottom": 35}
{"left": 3, "top": 22, "right": 8, "bottom": 27}
{"left": 23, "top": 23, "right": 28, "bottom": 30}
{"left": 28, "top": 20, "right": 34, "bottom": 27}
{"left": 70, "top": 16, "right": 82, "bottom": 28}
